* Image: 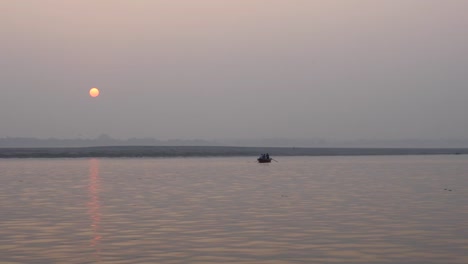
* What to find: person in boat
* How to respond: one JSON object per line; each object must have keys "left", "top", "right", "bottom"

{"left": 266, "top": 153, "right": 270, "bottom": 159}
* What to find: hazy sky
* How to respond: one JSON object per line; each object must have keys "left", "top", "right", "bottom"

{"left": 1, "top": 0, "right": 468, "bottom": 141}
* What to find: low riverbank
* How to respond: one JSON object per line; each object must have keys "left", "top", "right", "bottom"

{"left": 0, "top": 146, "right": 467, "bottom": 158}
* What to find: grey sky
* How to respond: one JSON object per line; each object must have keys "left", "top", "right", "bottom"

{"left": 1, "top": 0, "right": 468, "bottom": 142}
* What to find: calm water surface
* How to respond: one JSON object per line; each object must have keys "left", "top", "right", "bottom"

{"left": 0, "top": 156, "right": 467, "bottom": 263}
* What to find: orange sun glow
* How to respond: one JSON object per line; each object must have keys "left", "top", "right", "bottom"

{"left": 89, "top": 88, "right": 100, "bottom": 98}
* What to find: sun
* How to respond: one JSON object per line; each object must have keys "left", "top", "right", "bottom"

{"left": 89, "top": 88, "right": 100, "bottom": 98}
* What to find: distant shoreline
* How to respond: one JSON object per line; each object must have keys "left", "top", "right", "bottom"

{"left": 0, "top": 146, "right": 467, "bottom": 158}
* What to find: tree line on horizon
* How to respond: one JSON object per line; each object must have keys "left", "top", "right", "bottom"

{"left": 0, "top": 134, "right": 217, "bottom": 148}
{"left": 2, "top": 134, "right": 468, "bottom": 148}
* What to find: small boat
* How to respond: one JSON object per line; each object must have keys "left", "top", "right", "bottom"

{"left": 257, "top": 157, "right": 272, "bottom": 163}
{"left": 257, "top": 154, "right": 272, "bottom": 163}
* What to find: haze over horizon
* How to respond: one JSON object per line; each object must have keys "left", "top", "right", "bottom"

{"left": 2, "top": 1, "right": 468, "bottom": 144}
{"left": 2, "top": 134, "right": 468, "bottom": 149}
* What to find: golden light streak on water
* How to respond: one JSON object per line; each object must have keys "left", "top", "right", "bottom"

{"left": 87, "top": 158, "right": 102, "bottom": 259}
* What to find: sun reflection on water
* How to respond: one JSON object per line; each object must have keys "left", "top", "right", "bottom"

{"left": 87, "top": 158, "right": 102, "bottom": 257}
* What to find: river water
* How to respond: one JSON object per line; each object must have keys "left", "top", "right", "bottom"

{"left": 0, "top": 156, "right": 467, "bottom": 263}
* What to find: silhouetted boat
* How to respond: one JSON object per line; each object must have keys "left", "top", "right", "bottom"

{"left": 257, "top": 154, "right": 272, "bottom": 163}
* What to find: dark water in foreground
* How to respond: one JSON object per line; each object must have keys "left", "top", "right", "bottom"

{"left": 0, "top": 156, "right": 467, "bottom": 263}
